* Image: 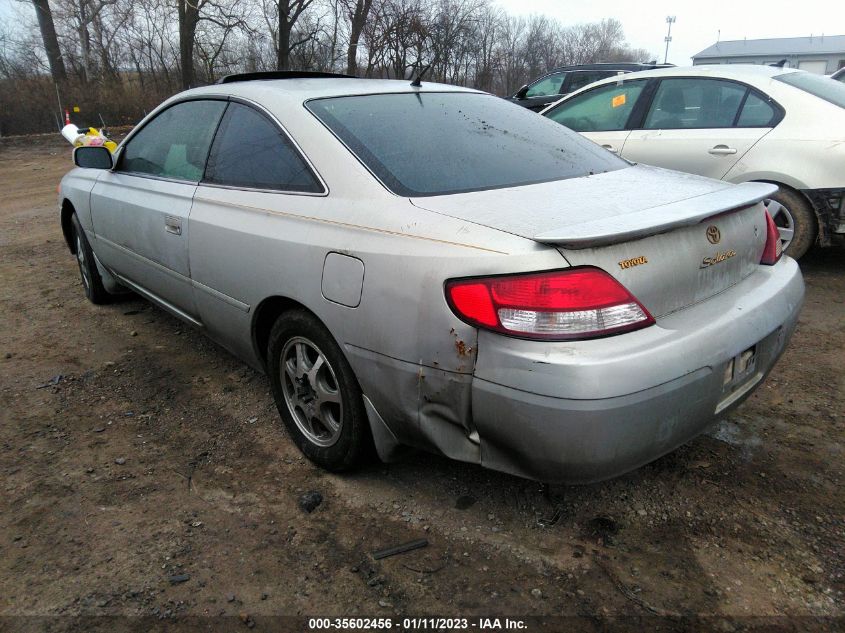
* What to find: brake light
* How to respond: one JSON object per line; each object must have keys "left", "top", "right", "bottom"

{"left": 445, "top": 267, "right": 655, "bottom": 340}
{"left": 760, "top": 210, "right": 782, "bottom": 265}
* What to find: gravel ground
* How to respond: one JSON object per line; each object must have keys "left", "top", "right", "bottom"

{"left": 1, "top": 135, "right": 843, "bottom": 632}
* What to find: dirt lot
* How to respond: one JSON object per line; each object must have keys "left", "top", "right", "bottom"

{"left": 0, "top": 135, "right": 843, "bottom": 632}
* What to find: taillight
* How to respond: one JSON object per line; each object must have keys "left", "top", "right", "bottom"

{"left": 760, "top": 210, "right": 783, "bottom": 265}
{"left": 445, "top": 267, "right": 655, "bottom": 340}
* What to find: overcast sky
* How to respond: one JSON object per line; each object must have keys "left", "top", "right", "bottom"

{"left": 493, "top": 0, "right": 845, "bottom": 65}
{"left": 1, "top": 0, "right": 843, "bottom": 67}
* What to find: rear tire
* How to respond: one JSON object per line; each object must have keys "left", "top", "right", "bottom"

{"left": 267, "top": 309, "right": 372, "bottom": 471}
{"left": 764, "top": 188, "right": 816, "bottom": 260}
{"left": 70, "top": 213, "right": 110, "bottom": 304}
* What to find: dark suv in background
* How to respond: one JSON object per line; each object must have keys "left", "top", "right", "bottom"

{"left": 507, "top": 62, "right": 674, "bottom": 111}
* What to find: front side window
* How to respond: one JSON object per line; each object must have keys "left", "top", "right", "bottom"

{"left": 119, "top": 100, "right": 226, "bottom": 181}
{"left": 203, "top": 103, "right": 322, "bottom": 193}
{"left": 526, "top": 72, "right": 567, "bottom": 98}
{"left": 545, "top": 80, "right": 646, "bottom": 132}
{"left": 307, "top": 92, "right": 626, "bottom": 197}
{"left": 643, "top": 79, "right": 746, "bottom": 129}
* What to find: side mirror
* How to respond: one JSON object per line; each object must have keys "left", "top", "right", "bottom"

{"left": 74, "top": 146, "right": 113, "bottom": 170}
{"left": 515, "top": 84, "right": 529, "bottom": 99}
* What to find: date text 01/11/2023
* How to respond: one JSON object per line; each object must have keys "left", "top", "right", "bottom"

{"left": 307, "top": 617, "right": 528, "bottom": 630}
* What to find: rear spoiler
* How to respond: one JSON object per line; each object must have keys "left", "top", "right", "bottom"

{"left": 534, "top": 181, "right": 777, "bottom": 249}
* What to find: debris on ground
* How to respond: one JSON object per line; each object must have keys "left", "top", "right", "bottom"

{"left": 35, "top": 374, "right": 63, "bottom": 389}
{"left": 298, "top": 491, "right": 323, "bottom": 513}
{"left": 372, "top": 538, "right": 429, "bottom": 560}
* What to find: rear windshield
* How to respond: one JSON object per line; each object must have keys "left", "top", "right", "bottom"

{"left": 775, "top": 71, "right": 845, "bottom": 108}
{"left": 306, "top": 92, "right": 626, "bottom": 196}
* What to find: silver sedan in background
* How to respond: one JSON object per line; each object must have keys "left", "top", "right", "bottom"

{"left": 60, "top": 73, "right": 804, "bottom": 483}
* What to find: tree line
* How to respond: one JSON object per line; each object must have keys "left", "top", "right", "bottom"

{"left": 0, "top": 0, "right": 651, "bottom": 135}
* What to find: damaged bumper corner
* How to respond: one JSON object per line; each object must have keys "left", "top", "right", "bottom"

{"left": 472, "top": 258, "right": 804, "bottom": 484}
{"left": 803, "top": 187, "right": 845, "bottom": 244}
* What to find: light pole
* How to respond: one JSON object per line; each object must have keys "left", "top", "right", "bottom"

{"left": 664, "top": 16, "right": 676, "bottom": 64}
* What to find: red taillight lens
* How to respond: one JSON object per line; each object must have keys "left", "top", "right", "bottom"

{"left": 445, "top": 267, "right": 655, "bottom": 340}
{"left": 760, "top": 210, "right": 783, "bottom": 265}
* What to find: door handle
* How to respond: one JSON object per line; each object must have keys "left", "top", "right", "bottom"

{"left": 708, "top": 145, "right": 737, "bottom": 155}
{"left": 601, "top": 144, "right": 618, "bottom": 154}
{"left": 164, "top": 215, "right": 182, "bottom": 236}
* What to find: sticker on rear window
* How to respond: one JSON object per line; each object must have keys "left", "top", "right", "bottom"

{"left": 611, "top": 94, "right": 627, "bottom": 108}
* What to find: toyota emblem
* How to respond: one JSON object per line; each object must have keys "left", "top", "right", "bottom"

{"left": 706, "top": 225, "right": 721, "bottom": 244}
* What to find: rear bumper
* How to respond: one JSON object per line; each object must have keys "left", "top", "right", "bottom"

{"left": 472, "top": 257, "right": 804, "bottom": 483}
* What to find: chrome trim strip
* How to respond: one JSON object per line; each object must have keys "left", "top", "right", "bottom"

{"left": 191, "top": 279, "right": 250, "bottom": 312}
{"left": 98, "top": 236, "right": 250, "bottom": 312}
{"left": 97, "top": 236, "right": 191, "bottom": 283}
{"left": 111, "top": 272, "right": 204, "bottom": 328}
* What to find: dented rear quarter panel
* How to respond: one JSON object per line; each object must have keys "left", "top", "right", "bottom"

{"left": 183, "top": 102, "right": 569, "bottom": 456}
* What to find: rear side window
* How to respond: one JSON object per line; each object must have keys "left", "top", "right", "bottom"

{"left": 307, "top": 92, "right": 626, "bottom": 197}
{"left": 736, "top": 92, "right": 777, "bottom": 127}
{"left": 644, "top": 79, "right": 746, "bottom": 129}
{"left": 526, "top": 72, "right": 567, "bottom": 97}
{"left": 775, "top": 71, "right": 845, "bottom": 108}
{"left": 204, "top": 103, "right": 322, "bottom": 193}
{"left": 567, "top": 71, "right": 616, "bottom": 93}
{"left": 120, "top": 100, "right": 226, "bottom": 181}
{"left": 545, "top": 80, "right": 646, "bottom": 132}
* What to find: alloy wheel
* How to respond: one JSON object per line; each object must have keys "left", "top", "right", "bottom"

{"left": 764, "top": 198, "right": 794, "bottom": 253}
{"left": 280, "top": 336, "right": 343, "bottom": 447}
{"left": 76, "top": 233, "right": 90, "bottom": 292}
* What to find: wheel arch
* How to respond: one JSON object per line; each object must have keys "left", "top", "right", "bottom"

{"left": 252, "top": 295, "right": 320, "bottom": 369}
{"left": 60, "top": 199, "right": 77, "bottom": 254}
{"left": 254, "top": 294, "right": 387, "bottom": 463}
{"left": 751, "top": 179, "right": 826, "bottom": 246}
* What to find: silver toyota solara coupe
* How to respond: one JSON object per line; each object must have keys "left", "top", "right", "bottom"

{"left": 59, "top": 72, "right": 804, "bottom": 484}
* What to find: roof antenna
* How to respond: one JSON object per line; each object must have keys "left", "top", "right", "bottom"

{"left": 410, "top": 63, "right": 432, "bottom": 87}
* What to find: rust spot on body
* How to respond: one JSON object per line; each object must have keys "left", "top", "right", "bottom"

{"left": 455, "top": 339, "right": 472, "bottom": 357}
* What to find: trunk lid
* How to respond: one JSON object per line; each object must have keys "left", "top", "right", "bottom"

{"left": 556, "top": 204, "right": 769, "bottom": 317}
{"left": 411, "top": 164, "right": 775, "bottom": 317}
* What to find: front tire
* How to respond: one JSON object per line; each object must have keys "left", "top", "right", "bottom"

{"left": 764, "top": 189, "right": 817, "bottom": 260}
{"left": 70, "top": 213, "right": 110, "bottom": 304}
{"left": 267, "top": 309, "right": 372, "bottom": 471}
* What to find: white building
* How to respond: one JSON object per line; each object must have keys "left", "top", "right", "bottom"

{"left": 692, "top": 35, "right": 845, "bottom": 74}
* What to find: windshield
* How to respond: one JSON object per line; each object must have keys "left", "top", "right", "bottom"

{"left": 775, "top": 71, "right": 845, "bottom": 108}
{"left": 306, "top": 92, "right": 626, "bottom": 197}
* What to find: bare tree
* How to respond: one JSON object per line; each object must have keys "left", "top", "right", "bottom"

{"left": 469, "top": 3, "right": 499, "bottom": 91}
{"left": 54, "top": 0, "right": 119, "bottom": 83}
{"left": 176, "top": 0, "right": 247, "bottom": 89}
{"left": 265, "top": 0, "right": 318, "bottom": 70}
{"left": 30, "top": 0, "right": 67, "bottom": 81}
{"left": 343, "top": 0, "right": 372, "bottom": 75}
{"left": 1, "top": 0, "right": 656, "bottom": 134}
{"left": 176, "top": 0, "right": 201, "bottom": 88}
